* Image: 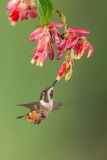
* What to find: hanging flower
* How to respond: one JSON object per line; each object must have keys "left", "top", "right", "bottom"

{"left": 57, "top": 27, "right": 93, "bottom": 60}
{"left": 6, "top": 0, "right": 37, "bottom": 26}
{"left": 56, "top": 27, "right": 93, "bottom": 81}
{"left": 56, "top": 50, "right": 74, "bottom": 81}
{"left": 29, "top": 22, "right": 64, "bottom": 66}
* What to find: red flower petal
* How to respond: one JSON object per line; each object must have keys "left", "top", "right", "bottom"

{"left": 75, "top": 41, "right": 89, "bottom": 59}
{"left": 57, "top": 61, "right": 70, "bottom": 80}
{"left": 48, "top": 22, "right": 65, "bottom": 28}
{"left": 29, "top": 27, "right": 45, "bottom": 41}
{"left": 57, "top": 39, "right": 66, "bottom": 60}
{"left": 66, "top": 36, "right": 79, "bottom": 49}
{"left": 48, "top": 42, "right": 54, "bottom": 60}
{"left": 51, "top": 28, "right": 61, "bottom": 50}
{"left": 6, "top": 0, "right": 20, "bottom": 10}
{"left": 28, "top": 10, "right": 37, "bottom": 18}
{"left": 66, "top": 28, "right": 90, "bottom": 35}
{"left": 9, "top": 8, "right": 19, "bottom": 25}
{"left": 33, "top": 52, "right": 40, "bottom": 60}
{"left": 40, "top": 50, "right": 48, "bottom": 66}
{"left": 36, "top": 36, "right": 49, "bottom": 53}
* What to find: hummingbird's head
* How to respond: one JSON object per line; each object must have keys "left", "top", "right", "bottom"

{"left": 40, "top": 86, "right": 53, "bottom": 103}
{"left": 39, "top": 80, "right": 57, "bottom": 111}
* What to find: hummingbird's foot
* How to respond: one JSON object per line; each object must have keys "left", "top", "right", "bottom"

{"left": 34, "top": 120, "right": 38, "bottom": 125}
{"left": 38, "top": 120, "right": 41, "bottom": 124}
{"left": 34, "top": 119, "right": 42, "bottom": 124}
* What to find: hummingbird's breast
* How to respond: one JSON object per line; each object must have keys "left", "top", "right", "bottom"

{"left": 39, "top": 99, "right": 53, "bottom": 112}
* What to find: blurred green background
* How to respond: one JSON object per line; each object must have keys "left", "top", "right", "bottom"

{"left": 0, "top": 0, "right": 107, "bottom": 160}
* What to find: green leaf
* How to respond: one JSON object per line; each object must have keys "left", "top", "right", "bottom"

{"left": 35, "top": 0, "right": 53, "bottom": 25}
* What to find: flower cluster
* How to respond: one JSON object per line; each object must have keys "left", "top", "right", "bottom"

{"left": 57, "top": 28, "right": 93, "bottom": 60}
{"left": 29, "top": 22, "right": 64, "bottom": 66}
{"left": 29, "top": 23, "right": 93, "bottom": 81}
{"left": 56, "top": 27, "right": 93, "bottom": 81}
{"left": 6, "top": 0, "right": 37, "bottom": 26}
{"left": 6, "top": 0, "right": 94, "bottom": 82}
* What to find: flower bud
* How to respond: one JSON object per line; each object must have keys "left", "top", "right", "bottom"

{"left": 65, "top": 69, "right": 73, "bottom": 82}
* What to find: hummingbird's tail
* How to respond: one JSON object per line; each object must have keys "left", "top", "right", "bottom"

{"left": 17, "top": 115, "right": 24, "bottom": 119}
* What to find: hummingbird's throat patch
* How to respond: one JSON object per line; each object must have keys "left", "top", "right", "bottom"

{"left": 48, "top": 88, "right": 53, "bottom": 100}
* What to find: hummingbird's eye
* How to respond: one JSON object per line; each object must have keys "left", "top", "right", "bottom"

{"left": 44, "top": 90, "right": 47, "bottom": 94}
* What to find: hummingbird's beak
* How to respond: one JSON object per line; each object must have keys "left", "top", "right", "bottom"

{"left": 52, "top": 80, "right": 57, "bottom": 87}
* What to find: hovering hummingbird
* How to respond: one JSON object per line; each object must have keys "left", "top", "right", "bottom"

{"left": 17, "top": 80, "right": 62, "bottom": 124}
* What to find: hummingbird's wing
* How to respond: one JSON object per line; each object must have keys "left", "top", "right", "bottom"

{"left": 52, "top": 102, "right": 62, "bottom": 112}
{"left": 17, "top": 102, "right": 40, "bottom": 111}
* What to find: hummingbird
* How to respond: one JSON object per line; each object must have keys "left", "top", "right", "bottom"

{"left": 17, "top": 80, "right": 62, "bottom": 124}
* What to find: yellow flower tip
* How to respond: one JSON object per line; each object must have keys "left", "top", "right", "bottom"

{"left": 11, "top": 22, "right": 16, "bottom": 26}
{"left": 64, "top": 55, "right": 68, "bottom": 60}
{"left": 36, "top": 57, "right": 41, "bottom": 66}
{"left": 40, "top": 62, "right": 43, "bottom": 67}
{"left": 87, "top": 54, "right": 90, "bottom": 58}
{"left": 56, "top": 76, "right": 60, "bottom": 81}
{"left": 36, "top": 62, "right": 39, "bottom": 66}
{"left": 87, "top": 49, "right": 92, "bottom": 58}
{"left": 78, "top": 55, "right": 81, "bottom": 60}
{"left": 71, "top": 55, "right": 75, "bottom": 60}
{"left": 31, "top": 59, "right": 35, "bottom": 64}
{"left": 74, "top": 55, "right": 78, "bottom": 60}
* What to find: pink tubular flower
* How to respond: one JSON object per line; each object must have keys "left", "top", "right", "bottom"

{"left": 6, "top": 0, "right": 37, "bottom": 26}
{"left": 56, "top": 50, "right": 74, "bottom": 81}
{"left": 57, "top": 61, "right": 70, "bottom": 80}
{"left": 29, "top": 22, "right": 64, "bottom": 66}
{"left": 57, "top": 27, "right": 93, "bottom": 60}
